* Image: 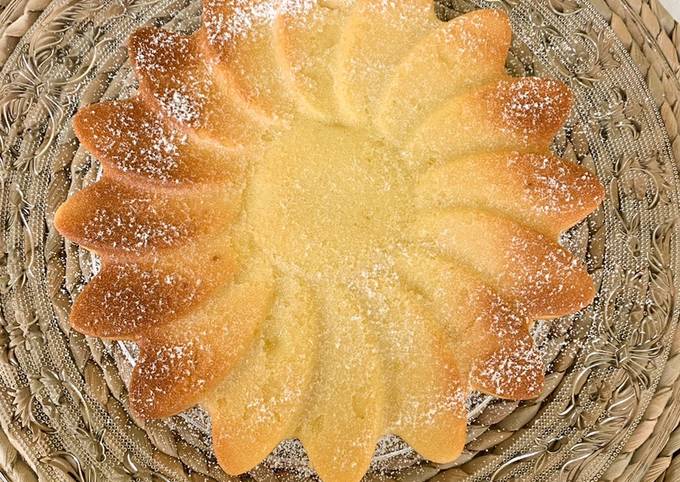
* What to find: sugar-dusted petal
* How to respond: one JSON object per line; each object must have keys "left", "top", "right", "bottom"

{"left": 69, "top": 238, "right": 237, "bottom": 338}
{"left": 384, "top": 286, "right": 467, "bottom": 464}
{"left": 415, "top": 151, "right": 605, "bottom": 239}
{"left": 409, "top": 208, "right": 594, "bottom": 318}
{"left": 272, "top": 1, "right": 352, "bottom": 122}
{"left": 407, "top": 77, "right": 573, "bottom": 161}
{"left": 395, "top": 250, "right": 520, "bottom": 360}
{"left": 297, "top": 284, "right": 385, "bottom": 482}
{"left": 376, "top": 9, "right": 511, "bottom": 143}
{"left": 54, "top": 177, "right": 239, "bottom": 258}
{"left": 207, "top": 277, "right": 318, "bottom": 474}
{"left": 470, "top": 327, "right": 544, "bottom": 400}
{"left": 333, "top": 0, "right": 440, "bottom": 127}
{"left": 129, "top": 27, "right": 270, "bottom": 146}
{"left": 73, "top": 99, "right": 246, "bottom": 189}
{"left": 129, "top": 258, "right": 275, "bottom": 418}
{"left": 202, "top": 0, "right": 301, "bottom": 119}
{"left": 394, "top": 250, "right": 543, "bottom": 399}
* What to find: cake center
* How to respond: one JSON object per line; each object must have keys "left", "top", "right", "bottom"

{"left": 246, "top": 118, "right": 415, "bottom": 280}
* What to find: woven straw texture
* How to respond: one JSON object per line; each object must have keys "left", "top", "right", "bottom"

{"left": 0, "top": 0, "right": 678, "bottom": 481}
{"left": 566, "top": 2, "right": 680, "bottom": 480}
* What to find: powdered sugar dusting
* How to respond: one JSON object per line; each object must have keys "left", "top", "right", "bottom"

{"left": 85, "top": 101, "right": 187, "bottom": 184}
{"left": 78, "top": 263, "right": 201, "bottom": 335}
{"left": 506, "top": 231, "right": 589, "bottom": 315}
{"left": 80, "top": 186, "right": 191, "bottom": 253}
{"left": 508, "top": 152, "right": 601, "bottom": 217}
{"left": 205, "top": 0, "right": 316, "bottom": 43}
{"left": 132, "top": 28, "right": 209, "bottom": 127}
{"left": 495, "top": 77, "right": 572, "bottom": 143}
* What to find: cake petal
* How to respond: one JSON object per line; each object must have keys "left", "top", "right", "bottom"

{"left": 129, "top": 27, "right": 270, "bottom": 146}
{"left": 208, "top": 277, "right": 318, "bottom": 474}
{"left": 202, "top": 0, "right": 298, "bottom": 119}
{"left": 396, "top": 252, "right": 522, "bottom": 356}
{"left": 395, "top": 251, "right": 543, "bottom": 399}
{"left": 54, "top": 177, "right": 238, "bottom": 259}
{"left": 297, "top": 284, "right": 385, "bottom": 482}
{"left": 385, "top": 287, "right": 467, "bottom": 464}
{"left": 73, "top": 99, "right": 246, "bottom": 189}
{"left": 129, "top": 259, "right": 275, "bottom": 418}
{"left": 272, "top": 1, "right": 352, "bottom": 122}
{"left": 376, "top": 9, "right": 511, "bottom": 143}
{"left": 415, "top": 151, "right": 605, "bottom": 239}
{"left": 410, "top": 208, "right": 594, "bottom": 319}
{"left": 333, "top": 0, "right": 440, "bottom": 127}
{"left": 471, "top": 327, "right": 544, "bottom": 400}
{"left": 69, "top": 246, "right": 236, "bottom": 338}
{"left": 407, "top": 77, "right": 573, "bottom": 160}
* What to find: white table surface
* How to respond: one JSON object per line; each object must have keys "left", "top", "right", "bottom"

{"left": 659, "top": 0, "right": 680, "bottom": 21}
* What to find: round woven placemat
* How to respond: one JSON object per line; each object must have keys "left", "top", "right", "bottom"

{"left": 0, "top": 0, "right": 678, "bottom": 481}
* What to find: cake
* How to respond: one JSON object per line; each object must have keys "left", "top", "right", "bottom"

{"left": 54, "top": 1, "right": 605, "bottom": 481}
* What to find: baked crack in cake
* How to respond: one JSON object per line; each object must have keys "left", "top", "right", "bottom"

{"left": 55, "top": 1, "right": 605, "bottom": 480}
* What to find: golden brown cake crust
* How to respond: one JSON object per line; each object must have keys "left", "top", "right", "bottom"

{"left": 415, "top": 151, "right": 605, "bottom": 238}
{"left": 73, "top": 99, "right": 246, "bottom": 189}
{"left": 129, "top": 270, "right": 276, "bottom": 418}
{"left": 55, "top": 3, "right": 605, "bottom": 481}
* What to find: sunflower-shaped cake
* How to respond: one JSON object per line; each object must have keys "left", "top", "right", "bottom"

{"left": 55, "top": 1, "right": 605, "bottom": 480}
